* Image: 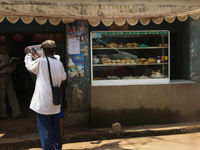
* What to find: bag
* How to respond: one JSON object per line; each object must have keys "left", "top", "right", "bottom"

{"left": 46, "top": 56, "right": 61, "bottom": 105}
{"left": 52, "top": 87, "right": 61, "bottom": 105}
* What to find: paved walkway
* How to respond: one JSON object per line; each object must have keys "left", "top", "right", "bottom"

{"left": 1, "top": 117, "right": 200, "bottom": 150}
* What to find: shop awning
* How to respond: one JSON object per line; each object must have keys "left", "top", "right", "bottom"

{"left": 1, "top": 0, "right": 200, "bottom": 26}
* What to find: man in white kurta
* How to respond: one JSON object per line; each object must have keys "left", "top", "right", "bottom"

{"left": 25, "top": 54, "right": 66, "bottom": 114}
{"left": 24, "top": 40, "right": 66, "bottom": 150}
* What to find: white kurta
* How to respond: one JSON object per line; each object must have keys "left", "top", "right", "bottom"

{"left": 24, "top": 54, "right": 66, "bottom": 115}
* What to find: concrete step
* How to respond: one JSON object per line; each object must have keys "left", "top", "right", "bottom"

{"left": 1, "top": 121, "right": 200, "bottom": 150}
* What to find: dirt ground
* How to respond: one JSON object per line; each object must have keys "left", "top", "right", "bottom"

{"left": 29, "top": 132, "right": 200, "bottom": 150}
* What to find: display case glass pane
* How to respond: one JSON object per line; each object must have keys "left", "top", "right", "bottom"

{"left": 91, "top": 31, "right": 170, "bottom": 86}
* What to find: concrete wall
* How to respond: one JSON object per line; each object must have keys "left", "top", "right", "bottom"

{"left": 189, "top": 19, "right": 200, "bottom": 81}
{"left": 91, "top": 83, "right": 200, "bottom": 127}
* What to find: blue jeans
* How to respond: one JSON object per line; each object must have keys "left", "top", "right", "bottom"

{"left": 36, "top": 113, "right": 62, "bottom": 150}
{"left": 59, "top": 104, "right": 64, "bottom": 119}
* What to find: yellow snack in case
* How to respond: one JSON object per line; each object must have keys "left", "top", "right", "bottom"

{"left": 121, "top": 59, "right": 126, "bottom": 64}
{"left": 164, "top": 43, "right": 168, "bottom": 47}
{"left": 147, "top": 57, "right": 156, "bottom": 63}
{"left": 118, "top": 44, "right": 124, "bottom": 48}
{"left": 125, "top": 59, "right": 131, "bottom": 63}
{"left": 132, "top": 42, "right": 139, "bottom": 46}
{"left": 102, "top": 59, "right": 107, "bottom": 64}
{"left": 99, "top": 45, "right": 104, "bottom": 48}
{"left": 107, "top": 59, "right": 111, "bottom": 63}
{"left": 131, "top": 60, "right": 136, "bottom": 64}
{"left": 108, "top": 43, "right": 118, "bottom": 48}
{"left": 126, "top": 43, "right": 132, "bottom": 47}
{"left": 112, "top": 60, "right": 117, "bottom": 63}
{"left": 116, "top": 59, "right": 121, "bottom": 63}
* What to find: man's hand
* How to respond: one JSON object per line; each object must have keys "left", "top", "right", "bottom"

{"left": 10, "top": 59, "right": 20, "bottom": 65}
{"left": 4, "top": 63, "right": 10, "bottom": 68}
{"left": 0, "top": 63, "right": 10, "bottom": 71}
{"left": 24, "top": 47, "right": 30, "bottom": 54}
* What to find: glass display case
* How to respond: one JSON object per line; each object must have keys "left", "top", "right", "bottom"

{"left": 90, "top": 30, "right": 170, "bottom": 86}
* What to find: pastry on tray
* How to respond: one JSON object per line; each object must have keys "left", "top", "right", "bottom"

{"left": 96, "top": 45, "right": 104, "bottom": 48}
{"left": 132, "top": 42, "right": 139, "bottom": 47}
{"left": 164, "top": 43, "right": 168, "bottom": 47}
{"left": 136, "top": 58, "right": 147, "bottom": 64}
{"left": 121, "top": 59, "right": 126, "bottom": 64}
{"left": 151, "top": 70, "right": 165, "bottom": 78}
{"left": 116, "top": 59, "right": 121, "bottom": 63}
{"left": 118, "top": 43, "right": 124, "bottom": 48}
{"left": 141, "top": 58, "right": 146, "bottom": 61}
{"left": 99, "top": 45, "right": 104, "bottom": 48}
{"left": 126, "top": 43, "right": 132, "bottom": 47}
{"left": 126, "top": 62, "right": 131, "bottom": 64}
{"left": 131, "top": 60, "right": 136, "bottom": 64}
{"left": 112, "top": 60, "right": 117, "bottom": 63}
{"left": 158, "top": 43, "right": 163, "bottom": 47}
{"left": 158, "top": 43, "right": 168, "bottom": 47}
{"left": 147, "top": 57, "right": 156, "bottom": 63}
{"left": 101, "top": 57, "right": 110, "bottom": 64}
{"left": 125, "top": 57, "right": 131, "bottom": 63}
{"left": 139, "top": 75, "right": 150, "bottom": 79}
{"left": 108, "top": 43, "right": 118, "bottom": 48}
{"left": 122, "top": 76, "right": 136, "bottom": 79}
{"left": 107, "top": 76, "right": 120, "bottom": 80}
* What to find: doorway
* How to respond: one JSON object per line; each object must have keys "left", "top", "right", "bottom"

{"left": 0, "top": 20, "right": 66, "bottom": 116}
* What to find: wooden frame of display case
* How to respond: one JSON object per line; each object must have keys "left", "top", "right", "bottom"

{"left": 90, "top": 30, "right": 170, "bottom": 86}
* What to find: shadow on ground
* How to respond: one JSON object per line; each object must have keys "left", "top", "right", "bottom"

{"left": 63, "top": 141, "right": 132, "bottom": 150}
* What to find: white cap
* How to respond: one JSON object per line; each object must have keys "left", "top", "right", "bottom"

{"left": 41, "top": 40, "right": 56, "bottom": 48}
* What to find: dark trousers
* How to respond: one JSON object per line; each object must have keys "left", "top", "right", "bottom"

{"left": 36, "top": 113, "right": 62, "bottom": 150}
